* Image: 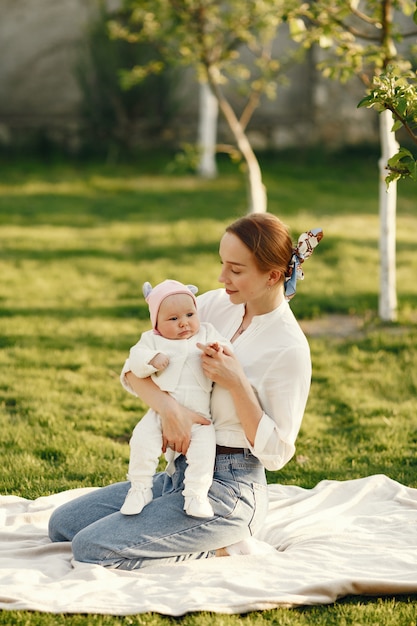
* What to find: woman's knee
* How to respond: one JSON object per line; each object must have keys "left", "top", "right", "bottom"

{"left": 71, "top": 527, "right": 99, "bottom": 564}
{"left": 48, "top": 507, "right": 70, "bottom": 542}
{"left": 71, "top": 527, "right": 127, "bottom": 568}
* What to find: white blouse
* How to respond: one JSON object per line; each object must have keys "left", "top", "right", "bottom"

{"left": 197, "top": 289, "right": 311, "bottom": 471}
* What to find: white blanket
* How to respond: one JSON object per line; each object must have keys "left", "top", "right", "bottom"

{"left": 1, "top": 474, "right": 417, "bottom": 616}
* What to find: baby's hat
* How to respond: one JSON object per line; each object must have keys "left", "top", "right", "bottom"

{"left": 143, "top": 280, "right": 198, "bottom": 330}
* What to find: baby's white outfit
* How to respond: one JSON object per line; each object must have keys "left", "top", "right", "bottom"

{"left": 120, "top": 322, "right": 230, "bottom": 518}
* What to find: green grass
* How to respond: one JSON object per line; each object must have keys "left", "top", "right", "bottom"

{"left": 1, "top": 148, "right": 417, "bottom": 625}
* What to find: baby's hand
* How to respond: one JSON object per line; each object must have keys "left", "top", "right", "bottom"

{"left": 197, "top": 341, "right": 224, "bottom": 355}
{"left": 149, "top": 352, "right": 170, "bottom": 371}
{"left": 207, "top": 342, "right": 223, "bottom": 353}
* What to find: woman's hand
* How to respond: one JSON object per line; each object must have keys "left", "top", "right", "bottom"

{"left": 197, "top": 342, "right": 244, "bottom": 391}
{"left": 160, "top": 401, "right": 211, "bottom": 455}
{"left": 125, "top": 371, "right": 210, "bottom": 455}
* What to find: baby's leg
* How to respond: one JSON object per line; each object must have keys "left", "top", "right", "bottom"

{"left": 183, "top": 423, "right": 216, "bottom": 518}
{"left": 121, "top": 410, "right": 162, "bottom": 515}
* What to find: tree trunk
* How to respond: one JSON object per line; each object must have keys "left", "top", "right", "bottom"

{"left": 378, "top": 109, "right": 398, "bottom": 322}
{"left": 207, "top": 73, "right": 267, "bottom": 213}
{"left": 244, "top": 145, "right": 267, "bottom": 214}
{"left": 197, "top": 83, "right": 218, "bottom": 179}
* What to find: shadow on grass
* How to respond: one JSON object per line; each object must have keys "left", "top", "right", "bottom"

{"left": 0, "top": 189, "right": 244, "bottom": 227}
{"left": 0, "top": 304, "right": 145, "bottom": 320}
{"left": 0, "top": 241, "right": 220, "bottom": 262}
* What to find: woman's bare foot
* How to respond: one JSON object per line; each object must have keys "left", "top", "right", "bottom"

{"left": 215, "top": 547, "right": 230, "bottom": 557}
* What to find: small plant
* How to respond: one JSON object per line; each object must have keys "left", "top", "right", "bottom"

{"left": 358, "top": 65, "right": 417, "bottom": 185}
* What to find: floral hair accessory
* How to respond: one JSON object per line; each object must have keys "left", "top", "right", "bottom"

{"left": 284, "top": 228, "right": 324, "bottom": 301}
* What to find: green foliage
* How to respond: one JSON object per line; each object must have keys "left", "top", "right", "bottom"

{"left": 111, "top": 0, "right": 298, "bottom": 86}
{"left": 288, "top": 1, "right": 417, "bottom": 186}
{"left": 0, "top": 151, "right": 417, "bottom": 624}
{"left": 358, "top": 65, "right": 417, "bottom": 183}
{"left": 387, "top": 146, "right": 417, "bottom": 183}
{"left": 290, "top": 0, "right": 417, "bottom": 82}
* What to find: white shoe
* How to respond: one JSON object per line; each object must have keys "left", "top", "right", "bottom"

{"left": 120, "top": 486, "right": 152, "bottom": 515}
{"left": 224, "top": 537, "right": 276, "bottom": 556}
{"left": 184, "top": 495, "right": 214, "bottom": 518}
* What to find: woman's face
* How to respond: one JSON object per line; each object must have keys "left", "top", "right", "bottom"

{"left": 218, "top": 232, "right": 271, "bottom": 306}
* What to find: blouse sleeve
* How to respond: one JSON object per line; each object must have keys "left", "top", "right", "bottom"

{"left": 249, "top": 344, "right": 311, "bottom": 471}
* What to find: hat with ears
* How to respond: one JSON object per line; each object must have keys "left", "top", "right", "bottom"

{"left": 143, "top": 280, "right": 198, "bottom": 331}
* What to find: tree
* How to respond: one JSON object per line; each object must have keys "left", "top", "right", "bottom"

{"left": 109, "top": 0, "right": 301, "bottom": 213}
{"left": 358, "top": 64, "right": 417, "bottom": 184}
{"left": 290, "top": 0, "right": 417, "bottom": 321}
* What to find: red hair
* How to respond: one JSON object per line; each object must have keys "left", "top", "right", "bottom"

{"left": 226, "top": 213, "right": 293, "bottom": 280}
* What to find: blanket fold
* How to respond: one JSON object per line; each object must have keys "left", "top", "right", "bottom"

{"left": 1, "top": 475, "right": 417, "bottom": 615}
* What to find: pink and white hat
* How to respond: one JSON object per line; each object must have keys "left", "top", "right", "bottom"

{"left": 143, "top": 280, "right": 198, "bottom": 332}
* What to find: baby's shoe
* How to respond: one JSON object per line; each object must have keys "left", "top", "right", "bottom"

{"left": 121, "top": 486, "right": 152, "bottom": 515}
{"left": 184, "top": 495, "right": 214, "bottom": 518}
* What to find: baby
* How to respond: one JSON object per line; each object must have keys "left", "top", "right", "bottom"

{"left": 120, "top": 279, "right": 231, "bottom": 518}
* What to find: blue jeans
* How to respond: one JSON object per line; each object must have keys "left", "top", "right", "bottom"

{"left": 48, "top": 450, "right": 268, "bottom": 570}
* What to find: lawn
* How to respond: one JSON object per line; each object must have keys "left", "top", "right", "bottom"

{"left": 0, "top": 148, "right": 417, "bottom": 625}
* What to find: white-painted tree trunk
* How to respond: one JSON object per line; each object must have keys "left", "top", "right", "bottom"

{"left": 245, "top": 151, "right": 267, "bottom": 214}
{"left": 378, "top": 109, "right": 398, "bottom": 322}
{"left": 207, "top": 70, "right": 267, "bottom": 213}
{"left": 219, "top": 106, "right": 267, "bottom": 213}
{"left": 197, "top": 83, "right": 218, "bottom": 179}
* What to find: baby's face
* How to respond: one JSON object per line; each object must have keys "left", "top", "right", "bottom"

{"left": 156, "top": 294, "right": 200, "bottom": 340}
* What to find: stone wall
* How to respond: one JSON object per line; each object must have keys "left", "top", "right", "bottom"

{"left": 0, "top": 0, "right": 379, "bottom": 152}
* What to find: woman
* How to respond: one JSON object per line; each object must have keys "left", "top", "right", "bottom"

{"left": 48, "top": 213, "right": 321, "bottom": 569}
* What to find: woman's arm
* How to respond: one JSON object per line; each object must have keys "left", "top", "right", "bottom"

{"left": 124, "top": 372, "right": 211, "bottom": 455}
{"left": 199, "top": 342, "right": 311, "bottom": 469}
